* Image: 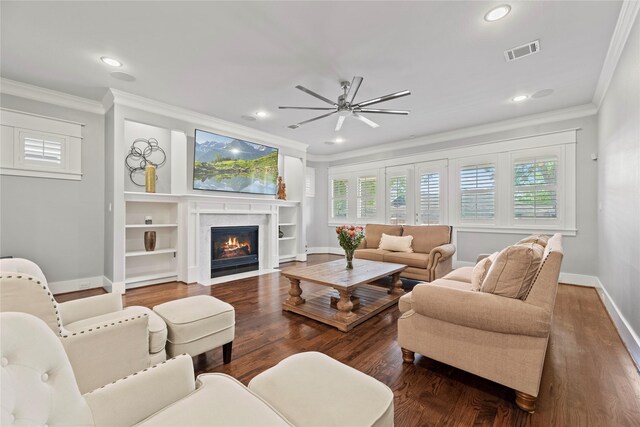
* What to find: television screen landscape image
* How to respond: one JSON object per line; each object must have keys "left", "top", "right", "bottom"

{"left": 193, "top": 129, "right": 279, "bottom": 195}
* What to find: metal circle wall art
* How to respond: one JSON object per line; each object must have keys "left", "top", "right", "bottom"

{"left": 125, "top": 138, "right": 166, "bottom": 187}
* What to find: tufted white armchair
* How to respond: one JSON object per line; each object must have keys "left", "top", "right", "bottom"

{"left": 0, "top": 258, "right": 168, "bottom": 393}
{"left": 0, "top": 312, "right": 293, "bottom": 426}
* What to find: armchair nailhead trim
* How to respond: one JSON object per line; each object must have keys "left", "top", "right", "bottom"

{"left": 85, "top": 353, "right": 190, "bottom": 393}
{"left": 1, "top": 274, "right": 65, "bottom": 334}
{"left": 60, "top": 314, "right": 148, "bottom": 338}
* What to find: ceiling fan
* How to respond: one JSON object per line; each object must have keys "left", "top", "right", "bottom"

{"left": 279, "top": 76, "right": 411, "bottom": 131}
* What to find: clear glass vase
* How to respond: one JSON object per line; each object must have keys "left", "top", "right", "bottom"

{"left": 345, "top": 249, "right": 354, "bottom": 270}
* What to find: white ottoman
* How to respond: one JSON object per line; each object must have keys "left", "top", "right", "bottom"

{"left": 153, "top": 295, "right": 235, "bottom": 362}
{"left": 249, "top": 352, "right": 394, "bottom": 427}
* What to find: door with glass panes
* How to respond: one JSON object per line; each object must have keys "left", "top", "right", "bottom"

{"left": 386, "top": 161, "right": 446, "bottom": 225}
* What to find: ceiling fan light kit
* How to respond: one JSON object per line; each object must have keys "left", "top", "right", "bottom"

{"left": 280, "top": 76, "right": 411, "bottom": 131}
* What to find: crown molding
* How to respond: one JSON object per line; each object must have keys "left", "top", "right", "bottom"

{"left": 592, "top": 0, "right": 640, "bottom": 109}
{"left": 105, "top": 88, "right": 309, "bottom": 153}
{"left": 0, "top": 78, "right": 105, "bottom": 115}
{"left": 307, "top": 103, "right": 597, "bottom": 163}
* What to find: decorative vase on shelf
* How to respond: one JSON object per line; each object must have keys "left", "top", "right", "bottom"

{"left": 145, "top": 164, "right": 156, "bottom": 193}
{"left": 144, "top": 231, "right": 156, "bottom": 252}
{"left": 279, "top": 227, "right": 284, "bottom": 238}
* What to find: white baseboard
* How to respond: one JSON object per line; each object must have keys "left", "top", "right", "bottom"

{"left": 49, "top": 275, "right": 105, "bottom": 295}
{"left": 595, "top": 278, "right": 640, "bottom": 370}
{"left": 307, "top": 246, "right": 343, "bottom": 255}
{"left": 558, "top": 272, "right": 599, "bottom": 287}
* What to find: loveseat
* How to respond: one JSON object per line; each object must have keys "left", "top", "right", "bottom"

{"left": 397, "top": 233, "right": 563, "bottom": 412}
{"left": 354, "top": 224, "right": 455, "bottom": 282}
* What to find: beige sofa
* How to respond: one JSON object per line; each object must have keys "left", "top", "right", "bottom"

{"left": 397, "top": 233, "right": 563, "bottom": 413}
{"left": 354, "top": 224, "right": 455, "bottom": 281}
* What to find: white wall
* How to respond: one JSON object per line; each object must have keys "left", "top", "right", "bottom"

{"left": 597, "top": 15, "right": 640, "bottom": 353}
{"left": 0, "top": 93, "right": 105, "bottom": 283}
{"left": 309, "top": 115, "right": 600, "bottom": 275}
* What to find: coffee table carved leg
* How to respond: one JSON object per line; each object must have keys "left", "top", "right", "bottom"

{"left": 285, "top": 278, "right": 305, "bottom": 306}
{"left": 335, "top": 289, "right": 357, "bottom": 321}
{"left": 389, "top": 272, "right": 404, "bottom": 295}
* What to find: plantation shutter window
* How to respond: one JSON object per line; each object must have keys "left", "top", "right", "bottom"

{"left": 418, "top": 172, "right": 440, "bottom": 224}
{"left": 460, "top": 164, "right": 496, "bottom": 220}
{"left": 23, "top": 136, "right": 63, "bottom": 164}
{"left": 513, "top": 157, "right": 558, "bottom": 219}
{"left": 356, "top": 176, "right": 377, "bottom": 219}
{"left": 388, "top": 175, "right": 408, "bottom": 225}
{"left": 331, "top": 178, "right": 349, "bottom": 219}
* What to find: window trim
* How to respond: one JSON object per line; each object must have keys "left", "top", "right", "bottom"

{"left": 328, "top": 130, "right": 577, "bottom": 235}
{"left": 328, "top": 168, "right": 383, "bottom": 225}
{"left": 0, "top": 109, "right": 83, "bottom": 181}
{"left": 452, "top": 155, "right": 499, "bottom": 226}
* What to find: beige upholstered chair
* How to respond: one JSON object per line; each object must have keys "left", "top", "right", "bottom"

{"left": 0, "top": 312, "right": 291, "bottom": 426}
{"left": 0, "top": 258, "right": 167, "bottom": 393}
{"left": 0, "top": 312, "right": 394, "bottom": 426}
{"left": 398, "top": 234, "right": 564, "bottom": 413}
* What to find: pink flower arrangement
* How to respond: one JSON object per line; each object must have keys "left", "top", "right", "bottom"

{"left": 335, "top": 225, "right": 365, "bottom": 252}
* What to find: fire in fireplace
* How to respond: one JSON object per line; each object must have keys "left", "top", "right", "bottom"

{"left": 211, "top": 226, "right": 259, "bottom": 278}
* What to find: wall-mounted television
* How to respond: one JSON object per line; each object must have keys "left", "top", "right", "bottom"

{"left": 193, "top": 129, "right": 279, "bottom": 195}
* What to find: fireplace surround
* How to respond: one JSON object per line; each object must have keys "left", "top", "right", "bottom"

{"left": 211, "top": 226, "right": 259, "bottom": 278}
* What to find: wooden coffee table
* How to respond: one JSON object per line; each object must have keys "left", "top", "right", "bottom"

{"left": 282, "top": 259, "right": 407, "bottom": 332}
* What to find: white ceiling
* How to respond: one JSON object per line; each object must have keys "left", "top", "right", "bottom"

{"left": 0, "top": 1, "right": 621, "bottom": 155}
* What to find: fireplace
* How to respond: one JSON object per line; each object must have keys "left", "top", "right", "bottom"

{"left": 211, "top": 226, "right": 259, "bottom": 278}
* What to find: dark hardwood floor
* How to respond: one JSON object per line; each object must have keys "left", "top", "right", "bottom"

{"left": 57, "top": 255, "right": 640, "bottom": 426}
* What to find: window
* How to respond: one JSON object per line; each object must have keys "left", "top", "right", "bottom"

{"left": 460, "top": 164, "right": 496, "bottom": 220}
{"left": 418, "top": 171, "right": 440, "bottom": 224}
{"left": 388, "top": 175, "right": 407, "bottom": 225}
{"left": 23, "top": 136, "right": 63, "bottom": 164}
{"left": 1, "top": 109, "right": 82, "bottom": 181}
{"left": 513, "top": 157, "right": 558, "bottom": 219}
{"left": 331, "top": 178, "right": 348, "bottom": 219}
{"left": 356, "top": 176, "right": 377, "bottom": 219}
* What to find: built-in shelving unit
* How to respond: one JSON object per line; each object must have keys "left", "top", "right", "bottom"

{"left": 124, "top": 200, "right": 179, "bottom": 288}
{"left": 104, "top": 98, "right": 308, "bottom": 293}
{"left": 278, "top": 204, "right": 298, "bottom": 262}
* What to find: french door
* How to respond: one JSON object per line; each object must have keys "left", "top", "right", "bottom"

{"left": 386, "top": 160, "right": 447, "bottom": 225}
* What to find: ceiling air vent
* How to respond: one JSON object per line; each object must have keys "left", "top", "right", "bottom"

{"left": 504, "top": 40, "right": 540, "bottom": 62}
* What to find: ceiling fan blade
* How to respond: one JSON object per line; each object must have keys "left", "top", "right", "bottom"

{"left": 287, "top": 111, "right": 337, "bottom": 129}
{"left": 355, "top": 108, "right": 410, "bottom": 115}
{"left": 335, "top": 115, "right": 346, "bottom": 131}
{"left": 352, "top": 113, "right": 380, "bottom": 128}
{"left": 295, "top": 85, "right": 336, "bottom": 106}
{"left": 346, "top": 76, "right": 363, "bottom": 104}
{"left": 353, "top": 90, "right": 411, "bottom": 108}
{"left": 279, "top": 106, "right": 336, "bottom": 110}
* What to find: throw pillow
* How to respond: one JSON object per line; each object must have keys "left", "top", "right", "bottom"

{"left": 471, "top": 252, "right": 498, "bottom": 291}
{"left": 378, "top": 233, "right": 414, "bottom": 253}
{"left": 481, "top": 243, "right": 544, "bottom": 299}
{"left": 516, "top": 234, "right": 550, "bottom": 248}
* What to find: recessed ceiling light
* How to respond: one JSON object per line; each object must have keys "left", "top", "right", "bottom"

{"left": 256, "top": 111, "right": 268, "bottom": 118}
{"left": 335, "top": 137, "right": 344, "bottom": 143}
{"left": 512, "top": 95, "right": 528, "bottom": 102}
{"left": 100, "top": 56, "right": 122, "bottom": 67}
{"left": 484, "top": 4, "right": 511, "bottom": 22}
